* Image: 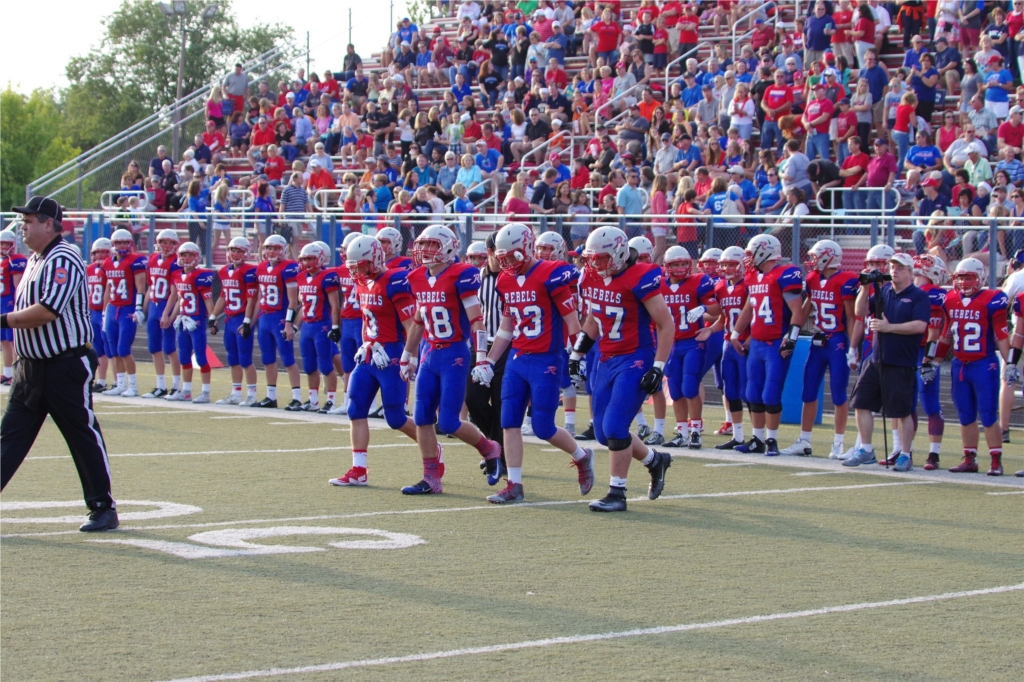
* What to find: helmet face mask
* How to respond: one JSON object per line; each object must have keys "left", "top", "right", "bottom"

{"left": 535, "top": 244, "right": 558, "bottom": 261}
{"left": 0, "top": 236, "right": 15, "bottom": 258}
{"left": 535, "top": 231, "right": 566, "bottom": 261}
{"left": 697, "top": 259, "right": 718, "bottom": 278}
{"left": 91, "top": 248, "right": 110, "bottom": 263}
{"left": 805, "top": 240, "right": 841, "bottom": 272}
{"left": 744, "top": 234, "right": 781, "bottom": 271}
{"left": 953, "top": 258, "right": 986, "bottom": 297}
{"left": 720, "top": 259, "right": 743, "bottom": 280}
{"left": 585, "top": 252, "right": 617, "bottom": 277}
{"left": 864, "top": 259, "right": 889, "bottom": 274}
{"left": 466, "top": 242, "right": 489, "bottom": 267}
{"left": 417, "top": 238, "right": 445, "bottom": 265}
{"left": 262, "top": 244, "right": 284, "bottom": 263}
{"left": 665, "top": 257, "right": 692, "bottom": 280}
{"left": 913, "top": 255, "right": 946, "bottom": 286}
{"left": 583, "top": 227, "right": 630, "bottom": 278}
{"left": 177, "top": 243, "right": 201, "bottom": 270}
{"left": 376, "top": 227, "right": 403, "bottom": 260}
{"left": 346, "top": 235, "right": 385, "bottom": 284}
{"left": 496, "top": 249, "right": 530, "bottom": 276}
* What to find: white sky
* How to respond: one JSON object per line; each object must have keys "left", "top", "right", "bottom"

{"left": 0, "top": 1, "right": 417, "bottom": 94}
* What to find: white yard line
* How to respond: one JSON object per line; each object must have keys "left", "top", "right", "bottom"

{"left": 792, "top": 471, "right": 847, "bottom": 476}
{"left": 0, "top": 482, "right": 928, "bottom": 538}
{"left": 987, "top": 489, "right": 1024, "bottom": 495}
{"left": 704, "top": 462, "right": 757, "bottom": 468}
{"left": 155, "top": 583, "right": 1024, "bottom": 682}
{"left": 95, "top": 411, "right": 188, "bottom": 416}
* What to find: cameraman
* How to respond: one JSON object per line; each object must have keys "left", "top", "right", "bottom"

{"left": 844, "top": 253, "right": 931, "bottom": 468}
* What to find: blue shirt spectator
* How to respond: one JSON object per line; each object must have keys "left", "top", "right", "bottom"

{"left": 996, "top": 157, "right": 1024, "bottom": 185}
{"left": 451, "top": 81, "right": 473, "bottom": 102}
{"left": 905, "top": 143, "right": 943, "bottom": 170}
{"left": 804, "top": 11, "right": 835, "bottom": 52}
{"left": 374, "top": 185, "right": 393, "bottom": 212}
{"left": 861, "top": 60, "right": 889, "bottom": 105}
{"left": 475, "top": 148, "right": 502, "bottom": 174}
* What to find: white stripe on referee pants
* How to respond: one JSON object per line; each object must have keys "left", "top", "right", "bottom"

{"left": 80, "top": 355, "right": 115, "bottom": 504}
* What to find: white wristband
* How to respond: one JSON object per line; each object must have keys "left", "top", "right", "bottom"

{"left": 653, "top": 360, "right": 665, "bottom": 370}
{"left": 730, "top": 330, "right": 740, "bottom": 340}
{"left": 243, "top": 317, "right": 251, "bottom": 324}
{"left": 401, "top": 350, "right": 413, "bottom": 363}
{"left": 495, "top": 328, "right": 513, "bottom": 340}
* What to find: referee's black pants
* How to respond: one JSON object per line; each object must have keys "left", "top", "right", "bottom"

{"left": 1, "top": 348, "right": 115, "bottom": 510}
{"left": 466, "top": 344, "right": 510, "bottom": 449}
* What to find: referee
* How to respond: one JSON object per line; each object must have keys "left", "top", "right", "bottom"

{"left": 0, "top": 197, "right": 118, "bottom": 532}
{"left": 465, "top": 233, "right": 509, "bottom": 451}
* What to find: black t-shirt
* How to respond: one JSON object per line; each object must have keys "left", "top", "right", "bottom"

{"left": 546, "top": 94, "right": 570, "bottom": 113}
{"left": 635, "top": 23, "right": 655, "bottom": 54}
{"left": 510, "top": 37, "right": 530, "bottom": 67}
{"left": 482, "top": 74, "right": 501, "bottom": 92}
{"left": 867, "top": 283, "right": 931, "bottom": 367}
{"left": 372, "top": 111, "right": 396, "bottom": 142}
{"left": 526, "top": 119, "right": 551, "bottom": 141}
{"left": 807, "top": 160, "right": 840, "bottom": 207}
{"left": 483, "top": 38, "right": 510, "bottom": 67}
{"left": 530, "top": 181, "right": 554, "bottom": 211}
{"left": 193, "top": 144, "right": 212, "bottom": 165}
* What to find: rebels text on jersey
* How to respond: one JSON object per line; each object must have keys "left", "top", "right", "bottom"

{"left": 805, "top": 270, "right": 859, "bottom": 334}
{"left": 103, "top": 253, "right": 148, "bottom": 307}
{"left": 497, "top": 259, "right": 577, "bottom": 354}
{"left": 335, "top": 264, "right": 363, "bottom": 320}
{"left": 387, "top": 255, "right": 415, "bottom": 271}
{"left": 147, "top": 253, "right": 181, "bottom": 303}
{"left": 407, "top": 262, "right": 482, "bottom": 346}
{"left": 662, "top": 273, "right": 715, "bottom": 341}
{"left": 580, "top": 262, "right": 663, "bottom": 357}
{"left": 744, "top": 265, "right": 803, "bottom": 341}
{"left": 86, "top": 263, "right": 107, "bottom": 312}
{"left": 357, "top": 268, "right": 417, "bottom": 344}
{"left": 171, "top": 268, "right": 215, "bottom": 319}
{"left": 298, "top": 269, "right": 340, "bottom": 322}
{"left": 942, "top": 288, "right": 1010, "bottom": 363}
{"left": 920, "top": 282, "right": 948, "bottom": 347}
{"left": 257, "top": 260, "right": 299, "bottom": 314}
{"left": 0, "top": 254, "right": 27, "bottom": 302}
{"left": 218, "top": 263, "right": 258, "bottom": 316}
{"left": 714, "top": 278, "right": 749, "bottom": 341}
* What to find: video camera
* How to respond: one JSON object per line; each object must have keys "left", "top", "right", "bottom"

{"left": 858, "top": 269, "right": 892, "bottom": 285}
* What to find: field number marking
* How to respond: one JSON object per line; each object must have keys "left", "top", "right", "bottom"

{"left": 0, "top": 500, "right": 202, "bottom": 524}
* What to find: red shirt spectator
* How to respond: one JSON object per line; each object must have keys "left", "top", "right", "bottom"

{"left": 836, "top": 108, "right": 858, "bottom": 142}
{"left": 545, "top": 68, "right": 568, "bottom": 89}
{"left": 893, "top": 103, "right": 915, "bottom": 134}
{"left": 660, "top": 1, "right": 683, "bottom": 27}
{"left": 761, "top": 83, "right": 794, "bottom": 122}
{"left": 998, "top": 117, "right": 1024, "bottom": 149}
{"left": 866, "top": 148, "right": 897, "bottom": 187}
{"left": 307, "top": 164, "right": 336, "bottom": 191}
{"left": 591, "top": 19, "right": 622, "bottom": 53}
{"left": 533, "top": 16, "right": 554, "bottom": 42}
{"left": 854, "top": 15, "right": 875, "bottom": 45}
{"left": 571, "top": 164, "right": 590, "bottom": 189}
{"left": 804, "top": 95, "right": 834, "bottom": 134}
{"left": 251, "top": 121, "right": 276, "bottom": 146}
{"left": 677, "top": 13, "right": 699, "bottom": 44}
{"left": 483, "top": 131, "right": 502, "bottom": 153}
{"left": 202, "top": 129, "right": 226, "bottom": 155}
{"left": 841, "top": 151, "right": 870, "bottom": 187}
{"left": 264, "top": 154, "right": 286, "bottom": 182}
{"left": 750, "top": 22, "right": 775, "bottom": 50}
{"left": 463, "top": 119, "right": 483, "bottom": 142}
{"left": 322, "top": 74, "right": 340, "bottom": 99}
{"left": 832, "top": 6, "right": 853, "bottom": 46}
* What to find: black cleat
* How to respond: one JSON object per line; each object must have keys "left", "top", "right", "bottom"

{"left": 715, "top": 438, "right": 743, "bottom": 450}
{"left": 637, "top": 424, "right": 653, "bottom": 441}
{"left": 589, "top": 491, "right": 627, "bottom": 512}
{"left": 89, "top": 382, "right": 108, "bottom": 393}
{"left": 688, "top": 431, "right": 702, "bottom": 450}
{"left": 1002, "top": 429, "right": 1010, "bottom": 444}
{"left": 284, "top": 399, "right": 304, "bottom": 411}
{"left": 79, "top": 507, "right": 119, "bottom": 532}
{"left": 733, "top": 436, "right": 765, "bottom": 454}
{"left": 317, "top": 400, "right": 334, "bottom": 414}
{"left": 663, "top": 432, "right": 686, "bottom": 448}
{"left": 575, "top": 423, "right": 595, "bottom": 441}
{"left": 646, "top": 450, "right": 671, "bottom": 500}
{"left": 401, "top": 479, "right": 442, "bottom": 495}
{"left": 764, "top": 438, "right": 780, "bottom": 457}
{"left": 251, "top": 397, "right": 278, "bottom": 408}
{"left": 368, "top": 406, "right": 385, "bottom": 419}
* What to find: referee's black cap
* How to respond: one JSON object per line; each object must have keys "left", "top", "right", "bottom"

{"left": 13, "top": 196, "right": 64, "bottom": 231}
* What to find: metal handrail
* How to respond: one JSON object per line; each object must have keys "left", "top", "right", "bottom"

{"left": 814, "top": 186, "right": 902, "bottom": 215}
{"left": 99, "top": 190, "right": 149, "bottom": 210}
{"left": 444, "top": 179, "right": 489, "bottom": 212}
{"left": 515, "top": 129, "right": 570, "bottom": 167}
{"left": 662, "top": 42, "right": 710, "bottom": 96}
{"left": 731, "top": 3, "right": 781, "bottom": 62}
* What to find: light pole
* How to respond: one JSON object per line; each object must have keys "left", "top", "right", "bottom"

{"left": 159, "top": 1, "right": 219, "bottom": 159}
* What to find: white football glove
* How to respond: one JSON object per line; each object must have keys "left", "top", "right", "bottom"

{"left": 685, "top": 305, "right": 707, "bottom": 324}
{"left": 370, "top": 342, "right": 390, "bottom": 369}
{"left": 399, "top": 353, "right": 419, "bottom": 382}
{"left": 354, "top": 341, "right": 371, "bottom": 365}
{"left": 1004, "top": 364, "right": 1021, "bottom": 385}
{"left": 181, "top": 316, "right": 198, "bottom": 333}
{"left": 133, "top": 306, "right": 146, "bottom": 324}
{"left": 471, "top": 360, "right": 494, "bottom": 386}
{"left": 847, "top": 346, "right": 859, "bottom": 369}
{"left": 172, "top": 316, "right": 183, "bottom": 330}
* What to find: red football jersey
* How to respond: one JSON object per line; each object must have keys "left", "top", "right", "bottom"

{"left": 744, "top": 265, "right": 803, "bottom": 342}
{"left": 335, "top": 264, "right": 364, "bottom": 320}
{"left": 256, "top": 260, "right": 299, "bottom": 314}
{"left": 805, "top": 270, "right": 859, "bottom": 334}
{"left": 86, "top": 262, "right": 107, "bottom": 313}
{"left": 297, "top": 268, "right": 340, "bottom": 322}
{"left": 579, "top": 262, "right": 663, "bottom": 358}
{"left": 171, "top": 268, "right": 215, "bottom": 319}
{"left": 357, "top": 268, "right": 416, "bottom": 344}
{"left": 0, "top": 254, "right": 27, "bottom": 302}
{"left": 103, "top": 253, "right": 148, "bottom": 307}
{"left": 942, "top": 288, "right": 1009, "bottom": 362}
{"left": 407, "top": 262, "right": 482, "bottom": 346}
{"left": 496, "top": 260, "right": 577, "bottom": 354}
{"left": 714, "top": 278, "right": 749, "bottom": 341}
{"left": 386, "top": 255, "right": 415, "bottom": 271}
{"left": 218, "top": 263, "right": 258, "bottom": 317}
{"left": 661, "top": 273, "right": 716, "bottom": 341}
{"left": 147, "top": 253, "right": 181, "bottom": 303}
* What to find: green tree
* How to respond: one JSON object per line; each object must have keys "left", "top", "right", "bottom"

{"left": 62, "top": 0, "right": 292, "bottom": 150}
{"left": 404, "top": 0, "right": 432, "bottom": 25}
{"left": 0, "top": 87, "right": 80, "bottom": 211}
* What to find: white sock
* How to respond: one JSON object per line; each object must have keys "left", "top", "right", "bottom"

{"left": 201, "top": 383, "right": 210, "bottom": 396}
{"left": 833, "top": 433, "right": 845, "bottom": 447}
{"left": 292, "top": 387, "right": 301, "bottom": 401}
{"left": 231, "top": 383, "right": 242, "bottom": 397}
{"left": 247, "top": 384, "right": 257, "bottom": 398}
{"left": 733, "top": 422, "right": 745, "bottom": 441}
{"left": 183, "top": 381, "right": 192, "bottom": 394}
{"left": 172, "top": 375, "right": 181, "bottom": 390}
{"left": 353, "top": 450, "right": 367, "bottom": 468}
{"left": 156, "top": 374, "right": 166, "bottom": 390}
{"left": 854, "top": 435, "right": 862, "bottom": 448}
{"left": 116, "top": 373, "right": 126, "bottom": 388}
{"left": 571, "top": 445, "right": 587, "bottom": 461}
{"left": 766, "top": 428, "right": 778, "bottom": 441}
{"left": 654, "top": 418, "right": 665, "bottom": 435}
{"left": 267, "top": 385, "right": 277, "bottom": 400}
{"left": 635, "top": 412, "right": 648, "bottom": 427}
{"left": 863, "top": 443, "right": 875, "bottom": 453}
{"left": 507, "top": 466, "right": 523, "bottom": 484}
{"left": 929, "top": 442, "right": 941, "bottom": 455}
{"left": 610, "top": 476, "right": 627, "bottom": 488}
{"left": 128, "top": 374, "right": 137, "bottom": 389}
{"left": 640, "top": 448, "right": 654, "bottom": 466}
{"left": 564, "top": 410, "right": 575, "bottom": 427}
{"left": 309, "top": 391, "right": 319, "bottom": 407}
{"left": 892, "top": 429, "right": 902, "bottom": 452}
{"left": 753, "top": 427, "right": 765, "bottom": 441}
{"left": 327, "top": 391, "right": 336, "bottom": 402}
{"left": 800, "top": 430, "right": 812, "bottom": 443}
{"left": 689, "top": 419, "right": 703, "bottom": 434}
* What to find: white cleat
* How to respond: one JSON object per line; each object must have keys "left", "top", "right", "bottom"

{"left": 102, "top": 385, "right": 125, "bottom": 396}
{"left": 120, "top": 387, "right": 139, "bottom": 398}
{"left": 192, "top": 394, "right": 210, "bottom": 404}
{"left": 165, "top": 391, "right": 192, "bottom": 402}
{"left": 327, "top": 403, "right": 348, "bottom": 415}
{"left": 829, "top": 443, "right": 848, "bottom": 460}
{"left": 779, "top": 438, "right": 812, "bottom": 456}
{"left": 842, "top": 445, "right": 859, "bottom": 460}
{"left": 238, "top": 396, "right": 258, "bottom": 407}
{"left": 216, "top": 394, "right": 242, "bottom": 405}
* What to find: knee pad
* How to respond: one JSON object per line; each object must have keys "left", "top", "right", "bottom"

{"left": 198, "top": 364, "right": 210, "bottom": 373}
{"left": 532, "top": 420, "right": 558, "bottom": 441}
{"left": 181, "top": 362, "right": 193, "bottom": 370}
{"left": 927, "top": 412, "right": 945, "bottom": 438}
{"left": 765, "top": 403, "right": 783, "bottom": 415}
{"left": 384, "top": 406, "right": 408, "bottom": 430}
{"left": 561, "top": 384, "right": 576, "bottom": 400}
{"left": 728, "top": 398, "right": 744, "bottom": 414}
{"left": 437, "top": 415, "right": 462, "bottom": 436}
{"left": 750, "top": 403, "right": 766, "bottom": 414}
{"left": 607, "top": 436, "right": 632, "bottom": 452}
{"left": 980, "top": 410, "right": 998, "bottom": 429}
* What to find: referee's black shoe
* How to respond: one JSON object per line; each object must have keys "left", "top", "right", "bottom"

{"left": 79, "top": 507, "right": 119, "bottom": 532}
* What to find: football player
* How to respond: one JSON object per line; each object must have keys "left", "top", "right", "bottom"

{"left": 472, "top": 223, "right": 594, "bottom": 504}
{"left": 101, "top": 229, "right": 148, "bottom": 397}
{"left": 465, "top": 241, "right": 489, "bottom": 268}
{"left": 707, "top": 246, "right": 750, "bottom": 449}
{"left": 211, "top": 237, "right": 260, "bottom": 406}
{"left": 697, "top": 248, "right": 729, "bottom": 436}
{"left": 729, "top": 234, "right": 807, "bottom": 456}
{"left": 331, "top": 231, "right": 367, "bottom": 414}
{"left": 85, "top": 238, "right": 112, "bottom": 392}
{"left": 253, "top": 234, "right": 302, "bottom": 409}
{"left": 1, "top": 230, "right": 27, "bottom": 385}
{"left": 377, "top": 226, "right": 414, "bottom": 270}
{"left": 141, "top": 229, "right": 182, "bottom": 398}
{"left": 570, "top": 226, "right": 674, "bottom": 512}
{"left": 535, "top": 230, "right": 581, "bottom": 436}
{"left": 907, "top": 254, "right": 949, "bottom": 470}
{"left": 330, "top": 236, "right": 420, "bottom": 487}
{"left": 925, "top": 258, "right": 1011, "bottom": 475}
{"left": 161, "top": 242, "right": 215, "bottom": 403}
{"left": 400, "top": 225, "right": 503, "bottom": 495}
{"left": 659, "top": 246, "right": 719, "bottom": 448}
{"left": 780, "top": 240, "right": 859, "bottom": 458}
{"left": 294, "top": 243, "right": 340, "bottom": 412}
{"left": 627, "top": 236, "right": 657, "bottom": 440}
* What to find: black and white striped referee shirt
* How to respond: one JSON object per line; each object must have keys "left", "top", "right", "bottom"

{"left": 478, "top": 266, "right": 503, "bottom": 343}
{"left": 14, "top": 237, "right": 92, "bottom": 359}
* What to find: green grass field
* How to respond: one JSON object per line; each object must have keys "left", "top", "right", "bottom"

{"left": 2, "top": 365, "right": 1022, "bottom": 682}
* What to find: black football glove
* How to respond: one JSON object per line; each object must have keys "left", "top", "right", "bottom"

{"left": 239, "top": 321, "right": 251, "bottom": 338}
{"left": 327, "top": 326, "right": 341, "bottom": 343}
{"left": 811, "top": 331, "right": 828, "bottom": 347}
{"left": 639, "top": 365, "right": 664, "bottom": 395}
{"left": 780, "top": 337, "right": 797, "bottom": 356}
{"left": 208, "top": 317, "right": 219, "bottom": 335}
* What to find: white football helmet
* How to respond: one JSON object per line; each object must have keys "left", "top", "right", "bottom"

{"left": 913, "top": 254, "right": 948, "bottom": 286}
{"left": 415, "top": 224, "right": 458, "bottom": 265}
{"left": 0, "top": 230, "right": 16, "bottom": 258}
{"left": 698, "top": 248, "right": 723, "bottom": 278}
{"left": 90, "top": 237, "right": 112, "bottom": 262}
{"left": 376, "top": 227, "right": 403, "bottom": 259}
{"left": 110, "top": 229, "right": 134, "bottom": 257}
{"left": 341, "top": 230, "right": 362, "bottom": 251}
{"left": 953, "top": 257, "right": 986, "bottom": 297}
{"left": 744, "top": 234, "right": 782, "bottom": 270}
{"left": 535, "top": 231, "right": 567, "bottom": 262}
{"left": 583, "top": 226, "right": 630, "bottom": 278}
{"left": 346, "top": 235, "right": 386, "bottom": 283}
{"left": 664, "top": 245, "right": 693, "bottom": 280}
{"left": 227, "top": 237, "right": 250, "bottom": 266}
{"left": 156, "top": 229, "right": 180, "bottom": 257}
{"left": 299, "top": 242, "right": 326, "bottom": 271}
{"left": 314, "top": 241, "right": 333, "bottom": 268}
{"left": 864, "top": 244, "right": 895, "bottom": 273}
{"left": 177, "top": 241, "right": 201, "bottom": 269}
{"left": 719, "top": 245, "right": 746, "bottom": 280}
{"left": 805, "top": 239, "right": 843, "bottom": 272}
{"left": 494, "top": 222, "right": 536, "bottom": 276}
{"left": 262, "top": 234, "right": 288, "bottom": 262}
{"left": 629, "top": 236, "right": 654, "bottom": 264}
{"left": 465, "top": 240, "right": 489, "bottom": 267}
